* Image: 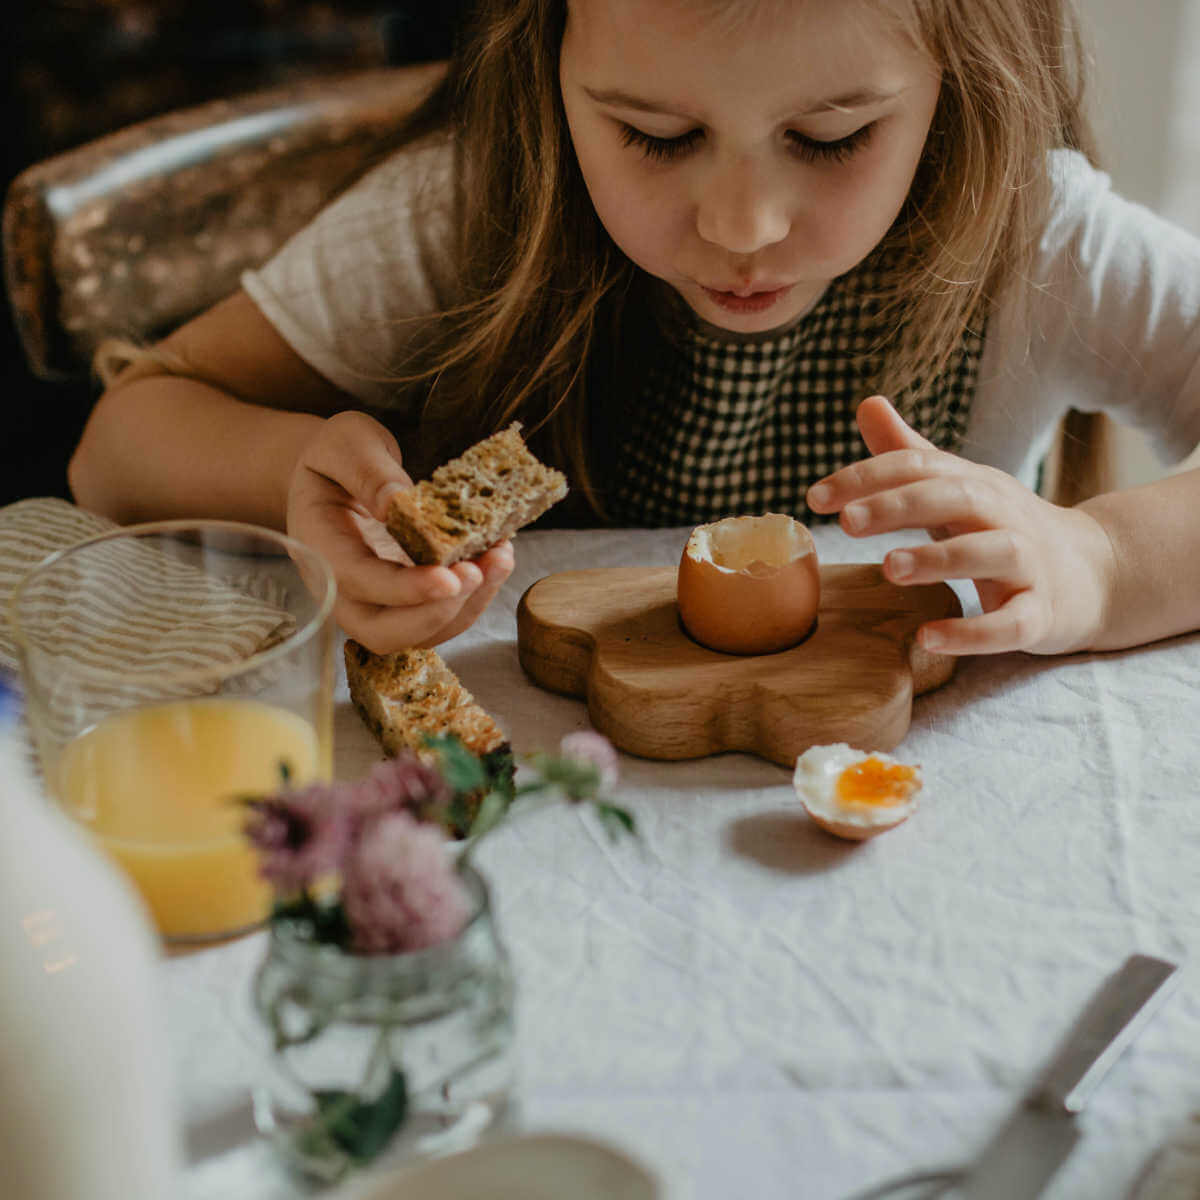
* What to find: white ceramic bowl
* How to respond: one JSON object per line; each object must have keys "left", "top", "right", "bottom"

{"left": 339, "top": 1132, "right": 661, "bottom": 1200}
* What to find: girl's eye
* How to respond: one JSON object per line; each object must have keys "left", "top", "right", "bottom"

{"left": 617, "top": 121, "right": 876, "bottom": 166}
{"left": 618, "top": 123, "right": 704, "bottom": 163}
{"left": 786, "top": 123, "right": 875, "bottom": 165}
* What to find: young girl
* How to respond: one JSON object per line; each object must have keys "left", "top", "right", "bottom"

{"left": 69, "top": 0, "right": 1200, "bottom": 660}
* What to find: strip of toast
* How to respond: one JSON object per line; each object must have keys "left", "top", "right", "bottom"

{"left": 344, "top": 639, "right": 513, "bottom": 835}
{"left": 384, "top": 422, "right": 567, "bottom": 565}
{"left": 344, "top": 639, "right": 508, "bottom": 760}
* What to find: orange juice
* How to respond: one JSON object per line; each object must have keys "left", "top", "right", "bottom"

{"left": 57, "top": 697, "right": 323, "bottom": 940}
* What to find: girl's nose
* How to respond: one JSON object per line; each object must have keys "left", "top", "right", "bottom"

{"left": 695, "top": 157, "right": 791, "bottom": 255}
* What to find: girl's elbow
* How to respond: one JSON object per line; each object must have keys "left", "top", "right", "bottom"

{"left": 67, "top": 404, "right": 126, "bottom": 520}
{"left": 67, "top": 433, "right": 108, "bottom": 516}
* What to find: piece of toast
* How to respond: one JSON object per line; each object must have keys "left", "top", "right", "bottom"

{"left": 384, "top": 422, "right": 567, "bottom": 565}
{"left": 344, "top": 639, "right": 513, "bottom": 834}
{"left": 344, "top": 639, "right": 508, "bottom": 760}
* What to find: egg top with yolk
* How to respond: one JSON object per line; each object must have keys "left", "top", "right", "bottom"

{"left": 793, "top": 742, "right": 923, "bottom": 832}
{"left": 676, "top": 513, "right": 820, "bottom": 656}
{"left": 835, "top": 757, "right": 920, "bottom": 809}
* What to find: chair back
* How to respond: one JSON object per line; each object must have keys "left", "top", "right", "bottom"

{"left": 3, "top": 62, "right": 445, "bottom": 382}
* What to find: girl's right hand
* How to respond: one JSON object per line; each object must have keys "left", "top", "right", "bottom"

{"left": 286, "top": 411, "right": 514, "bottom": 653}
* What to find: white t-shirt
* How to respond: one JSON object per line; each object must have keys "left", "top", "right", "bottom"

{"left": 242, "top": 137, "right": 1200, "bottom": 492}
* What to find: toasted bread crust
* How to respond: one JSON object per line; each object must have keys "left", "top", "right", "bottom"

{"left": 384, "top": 422, "right": 568, "bottom": 566}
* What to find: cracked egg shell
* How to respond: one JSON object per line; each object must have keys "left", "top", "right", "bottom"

{"left": 676, "top": 513, "right": 820, "bottom": 655}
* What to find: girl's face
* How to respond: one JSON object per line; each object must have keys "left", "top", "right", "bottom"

{"left": 559, "top": 0, "right": 941, "bottom": 333}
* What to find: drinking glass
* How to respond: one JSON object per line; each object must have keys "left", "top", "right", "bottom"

{"left": 8, "top": 519, "right": 336, "bottom": 943}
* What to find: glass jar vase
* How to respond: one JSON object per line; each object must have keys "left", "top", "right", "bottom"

{"left": 250, "top": 862, "right": 516, "bottom": 1183}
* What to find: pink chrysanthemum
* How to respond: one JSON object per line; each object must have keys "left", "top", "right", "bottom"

{"left": 242, "top": 783, "right": 350, "bottom": 892}
{"left": 559, "top": 731, "right": 620, "bottom": 791}
{"left": 349, "top": 752, "right": 453, "bottom": 830}
{"left": 341, "top": 811, "right": 472, "bottom": 954}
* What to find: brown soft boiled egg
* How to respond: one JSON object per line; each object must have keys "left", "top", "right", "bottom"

{"left": 676, "top": 513, "right": 820, "bottom": 655}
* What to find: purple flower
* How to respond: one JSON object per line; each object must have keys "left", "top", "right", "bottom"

{"left": 341, "top": 812, "right": 472, "bottom": 954}
{"left": 243, "top": 783, "right": 350, "bottom": 893}
{"left": 559, "top": 731, "right": 620, "bottom": 791}
{"left": 348, "top": 752, "right": 453, "bottom": 830}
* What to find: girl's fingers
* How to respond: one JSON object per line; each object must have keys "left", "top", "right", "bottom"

{"left": 334, "top": 542, "right": 515, "bottom": 653}
{"left": 412, "top": 543, "right": 515, "bottom": 648}
{"left": 337, "top": 551, "right": 464, "bottom": 608}
{"left": 337, "top": 589, "right": 478, "bottom": 652}
{"left": 807, "top": 447, "right": 956, "bottom": 513}
{"left": 837, "top": 475, "right": 996, "bottom": 538}
{"left": 808, "top": 396, "right": 960, "bottom": 514}
{"left": 800, "top": 397, "right": 1082, "bottom": 658}
{"left": 884, "top": 530, "right": 1033, "bottom": 589}
{"left": 918, "top": 589, "right": 1048, "bottom": 656}
{"left": 300, "top": 411, "right": 412, "bottom": 517}
{"left": 291, "top": 472, "right": 458, "bottom": 606}
{"left": 301, "top": 499, "right": 463, "bottom": 606}
{"left": 854, "top": 394, "right": 936, "bottom": 456}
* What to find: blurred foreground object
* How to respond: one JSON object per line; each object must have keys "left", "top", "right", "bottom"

{"left": 0, "top": 676, "right": 180, "bottom": 1198}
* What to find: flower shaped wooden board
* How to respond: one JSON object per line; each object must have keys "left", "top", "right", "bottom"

{"left": 516, "top": 564, "right": 961, "bottom": 767}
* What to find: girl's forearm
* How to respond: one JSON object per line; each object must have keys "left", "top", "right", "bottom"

{"left": 69, "top": 376, "right": 325, "bottom": 528}
{"left": 1078, "top": 465, "right": 1200, "bottom": 651}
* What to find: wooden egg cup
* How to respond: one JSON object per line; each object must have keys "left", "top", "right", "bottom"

{"left": 516, "top": 564, "right": 961, "bottom": 768}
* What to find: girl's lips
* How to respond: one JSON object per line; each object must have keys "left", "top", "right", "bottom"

{"left": 701, "top": 285, "right": 792, "bottom": 315}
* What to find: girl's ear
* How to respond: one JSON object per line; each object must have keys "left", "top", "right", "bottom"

{"left": 856, "top": 395, "right": 936, "bottom": 457}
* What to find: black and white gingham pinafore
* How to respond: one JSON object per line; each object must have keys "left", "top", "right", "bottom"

{"left": 606, "top": 256, "right": 984, "bottom": 527}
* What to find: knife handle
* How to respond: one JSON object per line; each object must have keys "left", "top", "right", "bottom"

{"left": 1032, "top": 954, "right": 1180, "bottom": 1114}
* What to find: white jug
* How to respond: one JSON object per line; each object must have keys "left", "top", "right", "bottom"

{"left": 0, "top": 676, "right": 180, "bottom": 1198}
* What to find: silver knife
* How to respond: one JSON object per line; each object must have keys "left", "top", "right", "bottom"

{"left": 950, "top": 953, "right": 1181, "bottom": 1199}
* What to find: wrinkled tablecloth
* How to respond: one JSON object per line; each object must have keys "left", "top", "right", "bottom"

{"left": 171, "top": 524, "right": 1200, "bottom": 1200}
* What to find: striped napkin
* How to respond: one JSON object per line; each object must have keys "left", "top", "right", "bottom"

{"left": 0, "top": 498, "right": 294, "bottom": 698}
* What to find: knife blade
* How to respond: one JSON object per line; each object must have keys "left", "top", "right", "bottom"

{"left": 950, "top": 953, "right": 1180, "bottom": 1199}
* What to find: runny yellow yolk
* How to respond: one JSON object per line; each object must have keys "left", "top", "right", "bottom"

{"left": 835, "top": 758, "right": 918, "bottom": 809}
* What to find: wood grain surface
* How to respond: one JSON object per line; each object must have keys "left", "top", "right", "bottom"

{"left": 516, "top": 564, "right": 961, "bottom": 767}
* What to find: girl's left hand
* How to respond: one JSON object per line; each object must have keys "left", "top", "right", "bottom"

{"left": 805, "top": 395, "right": 1117, "bottom": 656}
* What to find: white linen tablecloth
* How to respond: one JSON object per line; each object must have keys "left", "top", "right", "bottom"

{"left": 172, "top": 524, "right": 1200, "bottom": 1200}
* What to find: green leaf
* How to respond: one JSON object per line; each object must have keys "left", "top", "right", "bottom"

{"left": 446, "top": 789, "right": 474, "bottom": 841}
{"left": 271, "top": 894, "right": 351, "bottom": 949}
{"left": 422, "top": 733, "right": 488, "bottom": 795}
{"left": 312, "top": 1069, "right": 409, "bottom": 1163}
{"left": 466, "top": 787, "right": 510, "bottom": 843}
{"left": 482, "top": 746, "right": 517, "bottom": 801}
{"left": 271, "top": 892, "right": 322, "bottom": 925}
{"left": 311, "top": 903, "right": 351, "bottom": 947}
{"left": 595, "top": 803, "right": 637, "bottom": 840}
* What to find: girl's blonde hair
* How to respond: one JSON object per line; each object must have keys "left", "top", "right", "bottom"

{"left": 397, "top": 0, "right": 1097, "bottom": 514}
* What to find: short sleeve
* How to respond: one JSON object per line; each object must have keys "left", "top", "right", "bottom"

{"left": 969, "top": 150, "right": 1200, "bottom": 483}
{"left": 240, "top": 133, "right": 458, "bottom": 410}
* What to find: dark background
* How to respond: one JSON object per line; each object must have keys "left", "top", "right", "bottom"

{"left": 1, "top": 1, "right": 464, "bottom": 507}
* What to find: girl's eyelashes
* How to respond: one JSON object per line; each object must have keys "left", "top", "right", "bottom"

{"left": 616, "top": 121, "right": 877, "bottom": 166}
{"left": 617, "top": 123, "right": 704, "bottom": 162}
{"left": 787, "top": 123, "right": 876, "bottom": 165}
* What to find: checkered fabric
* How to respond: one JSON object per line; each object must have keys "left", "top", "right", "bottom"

{"left": 607, "top": 256, "right": 985, "bottom": 527}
